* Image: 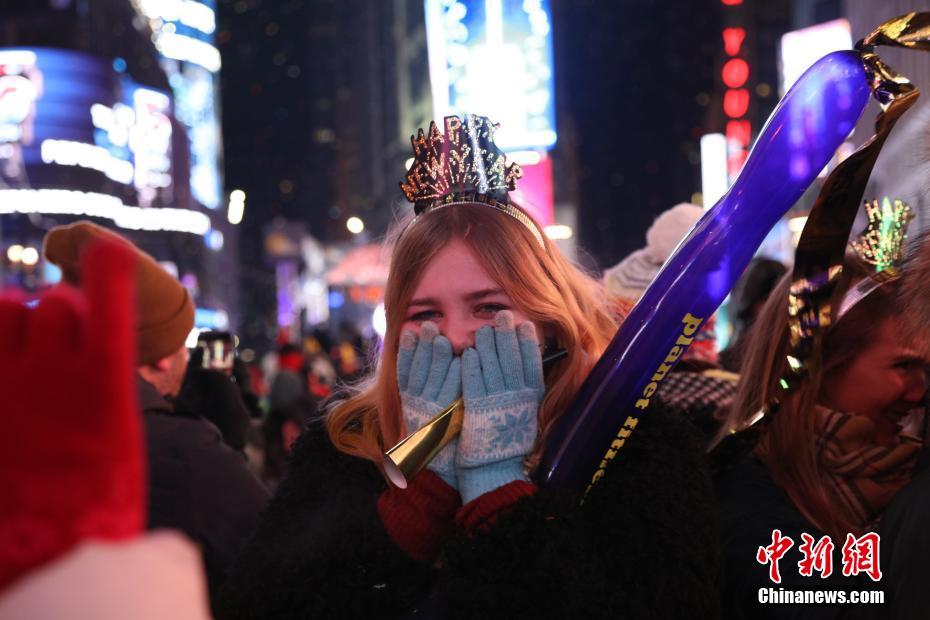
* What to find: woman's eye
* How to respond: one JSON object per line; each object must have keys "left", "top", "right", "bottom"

{"left": 474, "top": 303, "right": 508, "bottom": 319}
{"left": 893, "top": 359, "right": 921, "bottom": 371}
{"left": 408, "top": 310, "right": 440, "bottom": 322}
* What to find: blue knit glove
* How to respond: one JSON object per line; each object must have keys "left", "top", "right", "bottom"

{"left": 456, "top": 311, "right": 545, "bottom": 504}
{"left": 397, "top": 321, "right": 462, "bottom": 489}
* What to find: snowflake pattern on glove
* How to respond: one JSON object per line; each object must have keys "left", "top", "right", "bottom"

{"left": 486, "top": 407, "right": 537, "bottom": 454}
{"left": 455, "top": 313, "right": 544, "bottom": 503}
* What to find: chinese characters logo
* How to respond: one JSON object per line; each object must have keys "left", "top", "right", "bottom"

{"left": 757, "top": 530, "right": 881, "bottom": 583}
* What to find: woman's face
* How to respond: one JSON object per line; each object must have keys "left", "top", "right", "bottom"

{"left": 821, "top": 316, "right": 929, "bottom": 445}
{"left": 402, "top": 238, "right": 534, "bottom": 355}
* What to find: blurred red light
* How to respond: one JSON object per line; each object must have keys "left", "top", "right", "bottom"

{"left": 722, "top": 58, "right": 750, "bottom": 88}
{"left": 726, "top": 119, "right": 751, "bottom": 146}
{"left": 722, "top": 28, "right": 746, "bottom": 56}
{"left": 728, "top": 150, "right": 748, "bottom": 176}
{"left": 724, "top": 89, "right": 750, "bottom": 117}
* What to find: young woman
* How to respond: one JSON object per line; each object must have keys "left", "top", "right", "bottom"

{"left": 715, "top": 257, "right": 929, "bottom": 616}
{"left": 856, "top": 234, "right": 930, "bottom": 619}
{"left": 216, "top": 119, "right": 719, "bottom": 618}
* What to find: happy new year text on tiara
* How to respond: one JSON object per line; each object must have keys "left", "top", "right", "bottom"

{"left": 399, "top": 114, "right": 546, "bottom": 248}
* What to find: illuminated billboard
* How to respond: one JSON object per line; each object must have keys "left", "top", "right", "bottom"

{"left": 132, "top": 0, "right": 222, "bottom": 210}
{"left": 0, "top": 47, "right": 209, "bottom": 234}
{"left": 780, "top": 19, "right": 852, "bottom": 95}
{"left": 425, "top": 0, "right": 557, "bottom": 151}
{"left": 510, "top": 153, "right": 553, "bottom": 226}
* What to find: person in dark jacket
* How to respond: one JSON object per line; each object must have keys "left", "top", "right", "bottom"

{"left": 713, "top": 256, "right": 928, "bottom": 618}
{"left": 217, "top": 115, "right": 719, "bottom": 618}
{"left": 231, "top": 357, "right": 264, "bottom": 419}
{"left": 138, "top": 374, "right": 269, "bottom": 604}
{"left": 176, "top": 362, "right": 253, "bottom": 453}
{"left": 261, "top": 394, "right": 320, "bottom": 490}
{"left": 43, "top": 221, "right": 270, "bottom": 609}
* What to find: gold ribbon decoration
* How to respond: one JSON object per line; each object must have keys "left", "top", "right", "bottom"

{"left": 782, "top": 12, "right": 925, "bottom": 392}
{"left": 710, "top": 12, "right": 930, "bottom": 453}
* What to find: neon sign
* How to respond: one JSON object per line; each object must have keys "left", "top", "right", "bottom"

{"left": 720, "top": 2, "right": 751, "bottom": 182}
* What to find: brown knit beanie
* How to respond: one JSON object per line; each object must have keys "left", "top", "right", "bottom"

{"left": 43, "top": 221, "right": 195, "bottom": 366}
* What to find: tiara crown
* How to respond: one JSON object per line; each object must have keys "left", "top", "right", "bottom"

{"left": 849, "top": 197, "right": 914, "bottom": 271}
{"left": 400, "top": 114, "right": 523, "bottom": 215}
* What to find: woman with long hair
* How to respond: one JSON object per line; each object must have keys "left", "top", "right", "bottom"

{"left": 716, "top": 256, "right": 929, "bottom": 616}
{"left": 216, "top": 116, "right": 718, "bottom": 618}
{"left": 325, "top": 202, "right": 616, "bottom": 474}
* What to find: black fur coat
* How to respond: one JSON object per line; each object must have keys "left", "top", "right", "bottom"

{"left": 216, "top": 403, "right": 720, "bottom": 619}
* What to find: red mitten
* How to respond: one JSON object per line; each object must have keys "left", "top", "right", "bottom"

{"left": 0, "top": 239, "right": 140, "bottom": 591}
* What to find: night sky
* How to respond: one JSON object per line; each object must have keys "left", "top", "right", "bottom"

{"left": 219, "top": 0, "right": 313, "bottom": 346}
{"left": 550, "top": 0, "right": 722, "bottom": 269}
{"left": 216, "top": 0, "right": 797, "bottom": 347}
{"left": 219, "top": 0, "right": 720, "bottom": 256}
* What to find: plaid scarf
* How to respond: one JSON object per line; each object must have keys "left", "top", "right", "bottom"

{"left": 657, "top": 369, "right": 737, "bottom": 415}
{"left": 814, "top": 408, "right": 922, "bottom": 531}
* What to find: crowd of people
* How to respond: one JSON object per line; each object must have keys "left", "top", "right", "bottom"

{"left": 2, "top": 113, "right": 930, "bottom": 620}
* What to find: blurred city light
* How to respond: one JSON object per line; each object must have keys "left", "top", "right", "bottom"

{"left": 788, "top": 215, "right": 807, "bottom": 234}
{"left": 346, "top": 216, "right": 365, "bottom": 235}
{"left": 151, "top": 32, "right": 221, "bottom": 72}
{"left": 507, "top": 150, "right": 542, "bottom": 166}
{"left": 41, "top": 139, "right": 134, "bottom": 184}
{"left": 195, "top": 307, "right": 230, "bottom": 330}
{"left": 6, "top": 244, "right": 23, "bottom": 263}
{"left": 0, "top": 189, "right": 211, "bottom": 235}
{"left": 543, "top": 224, "right": 573, "bottom": 240}
{"left": 372, "top": 302, "right": 387, "bottom": 338}
{"left": 328, "top": 290, "right": 345, "bottom": 309}
{"left": 228, "top": 189, "right": 245, "bottom": 224}
{"left": 44, "top": 262, "right": 62, "bottom": 284}
{"left": 20, "top": 247, "right": 39, "bottom": 266}
{"left": 206, "top": 229, "right": 224, "bottom": 251}
{"left": 788, "top": 215, "right": 808, "bottom": 247}
{"left": 135, "top": 0, "right": 217, "bottom": 35}
{"left": 700, "top": 133, "right": 728, "bottom": 209}
{"left": 185, "top": 327, "right": 203, "bottom": 349}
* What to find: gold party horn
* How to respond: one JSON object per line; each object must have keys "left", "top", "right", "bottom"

{"left": 383, "top": 398, "right": 464, "bottom": 488}
{"left": 383, "top": 349, "right": 568, "bottom": 488}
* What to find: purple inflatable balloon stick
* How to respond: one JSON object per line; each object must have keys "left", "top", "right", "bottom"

{"left": 535, "top": 51, "right": 871, "bottom": 491}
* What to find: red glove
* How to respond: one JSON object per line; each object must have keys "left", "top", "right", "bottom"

{"left": 0, "top": 239, "right": 140, "bottom": 591}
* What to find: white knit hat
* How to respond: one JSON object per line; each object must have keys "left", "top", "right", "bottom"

{"left": 604, "top": 203, "right": 703, "bottom": 301}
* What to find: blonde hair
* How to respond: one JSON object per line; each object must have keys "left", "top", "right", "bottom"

{"left": 723, "top": 256, "right": 905, "bottom": 537}
{"left": 325, "top": 203, "right": 617, "bottom": 472}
